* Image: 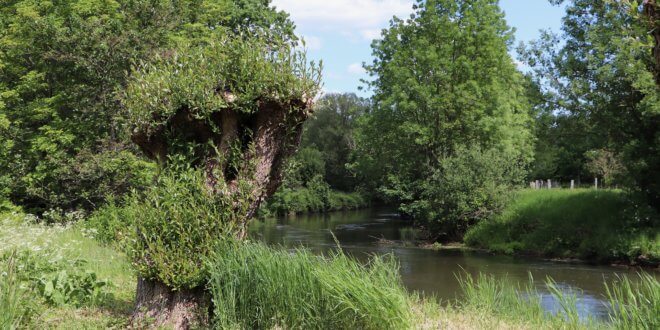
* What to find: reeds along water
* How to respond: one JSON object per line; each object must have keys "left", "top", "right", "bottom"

{"left": 457, "top": 271, "right": 660, "bottom": 328}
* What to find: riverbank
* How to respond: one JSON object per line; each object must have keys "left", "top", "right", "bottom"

{"left": 262, "top": 187, "right": 368, "bottom": 216}
{"left": 3, "top": 207, "right": 658, "bottom": 329}
{"left": 464, "top": 189, "right": 659, "bottom": 267}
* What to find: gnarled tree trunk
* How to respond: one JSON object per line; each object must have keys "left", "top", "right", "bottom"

{"left": 130, "top": 95, "right": 313, "bottom": 329}
{"left": 132, "top": 278, "right": 210, "bottom": 329}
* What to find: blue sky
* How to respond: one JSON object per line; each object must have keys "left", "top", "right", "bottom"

{"left": 271, "top": 0, "right": 566, "bottom": 96}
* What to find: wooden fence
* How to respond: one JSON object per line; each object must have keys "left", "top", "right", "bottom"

{"left": 529, "top": 178, "right": 602, "bottom": 190}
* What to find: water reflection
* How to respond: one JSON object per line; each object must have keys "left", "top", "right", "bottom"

{"left": 249, "top": 207, "right": 655, "bottom": 320}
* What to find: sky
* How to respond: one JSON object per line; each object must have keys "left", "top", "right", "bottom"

{"left": 271, "top": 0, "right": 567, "bottom": 97}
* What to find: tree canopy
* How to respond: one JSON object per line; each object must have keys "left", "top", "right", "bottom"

{"left": 354, "top": 0, "right": 534, "bottom": 239}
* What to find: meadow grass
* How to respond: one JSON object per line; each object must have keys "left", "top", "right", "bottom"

{"left": 207, "top": 240, "right": 412, "bottom": 329}
{"left": 465, "top": 189, "right": 659, "bottom": 263}
{"left": 0, "top": 211, "right": 134, "bottom": 329}
{"left": 1, "top": 251, "right": 27, "bottom": 330}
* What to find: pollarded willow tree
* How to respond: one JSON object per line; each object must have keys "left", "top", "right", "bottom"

{"left": 122, "top": 35, "right": 321, "bottom": 328}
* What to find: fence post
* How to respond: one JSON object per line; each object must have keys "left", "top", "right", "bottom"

{"left": 570, "top": 180, "right": 574, "bottom": 190}
{"left": 595, "top": 178, "right": 598, "bottom": 190}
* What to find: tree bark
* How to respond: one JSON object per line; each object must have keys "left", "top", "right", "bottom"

{"left": 645, "top": 0, "right": 660, "bottom": 83}
{"left": 132, "top": 278, "right": 210, "bottom": 329}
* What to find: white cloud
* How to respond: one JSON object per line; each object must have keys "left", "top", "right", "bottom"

{"left": 301, "top": 35, "right": 322, "bottom": 51}
{"left": 272, "top": 0, "right": 414, "bottom": 40}
{"left": 360, "top": 29, "right": 384, "bottom": 40}
{"left": 347, "top": 63, "right": 366, "bottom": 75}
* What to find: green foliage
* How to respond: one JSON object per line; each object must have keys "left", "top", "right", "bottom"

{"left": 522, "top": 0, "right": 660, "bottom": 208}
{"left": 0, "top": 247, "right": 113, "bottom": 325}
{"left": 207, "top": 241, "right": 412, "bottom": 329}
{"left": 354, "top": 0, "right": 533, "bottom": 238}
{"left": 0, "top": 0, "right": 297, "bottom": 213}
{"left": 606, "top": 273, "right": 660, "bottom": 329}
{"left": 125, "top": 164, "right": 252, "bottom": 290}
{"left": 465, "top": 189, "right": 660, "bottom": 263}
{"left": 404, "top": 147, "right": 526, "bottom": 240}
{"left": 124, "top": 35, "right": 321, "bottom": 131}
{"left": 36, "top": 269, "right": 108, "bottom": 308}
{"left": 266, "top": 176, "right": 367, "bottom": 215}
{"left": 302, "top": 93, "right": 368, "bottom": 191}
{"left": 86, "top": 197, "right": 132, "bottom": 246}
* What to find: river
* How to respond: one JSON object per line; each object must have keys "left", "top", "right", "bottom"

{"left": 249, "top": 207, "right": 656, "bottom": 321}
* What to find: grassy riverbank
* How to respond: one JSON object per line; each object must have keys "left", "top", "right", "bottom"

{"left": 2, "top": 206, "right": 659, "bottom": 329}
{"left": 465, "top": 189, "right": 660, "bottom": 265}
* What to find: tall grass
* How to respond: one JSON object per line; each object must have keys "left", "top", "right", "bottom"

{"left": 457, "top": 271, "right": 660, "bottom": 329}
{"left": 456, "top": 272, "right": 589, "bottom": 328}
{"left": 207, "top": 241, "right": 412, "bottom": 329}
{"left": 0, "top": 251, "right": 27, "bottom": 329}
{"left": 606, "top": 273, "right": 659, "bottom": 329}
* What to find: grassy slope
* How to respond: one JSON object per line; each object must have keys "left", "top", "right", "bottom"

{"left": 465, "top": 189, "right": 659, "bottom": 263}
{"left": 0, "top": 210, "right": 134, "bottom": 328}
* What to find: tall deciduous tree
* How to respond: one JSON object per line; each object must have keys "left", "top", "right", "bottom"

{"left": 522, "top": 0, "right": 660, "bottom": 208}
{"left": 301, "top": 93, "right": 369, "bottom": 191}
{"left": 355, "top": 0, "right": 534, "bottom": 239}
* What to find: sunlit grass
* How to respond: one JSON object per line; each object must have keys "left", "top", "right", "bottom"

{"left": 465, "top": 189, "right": 659, "bottom": 263}
{"left": 606, "top": 273, "right": 659, "bottom": 329}
{"left": 0, "top": 212, "right": 134, "bottom": 328}
{"left": 208, "top": 240, "right": 412, "bottom": 329}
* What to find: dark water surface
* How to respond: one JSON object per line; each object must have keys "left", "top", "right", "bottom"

{"left": 249, "top": 207, "right": 656, "bottom": 320}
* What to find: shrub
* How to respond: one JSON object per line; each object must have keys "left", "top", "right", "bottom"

{"left": 207, "top": 241, "right": 412, "bottom": 329}
{"left": 403, "top": 147, "right": 526, "bottom": 241}
{"left": 266, "top": 184, "right": 367, "bottom": 216}
{"left": 17, "top": 148, "right": 155, "bottom": 216}
{"left": 87, "top": 197, "right": 132, "bottom": 246}
{"left": 127, "top": 164, "right": 250, "bottom": 290}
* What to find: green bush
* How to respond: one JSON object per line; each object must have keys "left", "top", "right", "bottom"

{"left": 465, "top": 189, "right": 660, "bottom": 263}
{"left": 16, "top": 148, "right": 155, "bottom": 216}
{"left": 207, "top": 241, "right": 412, "bottom": 329}
{"left": 127, "top": 165, "right": 249, "bottom": 290}
{"left": 401, "top": 147, "right": 526, "bottom": 241}
{"left": 87, "top": 197, "right": 133, "bottom": 246}
{"left": 266, "top": 187, "right": 367, "bottom": 215}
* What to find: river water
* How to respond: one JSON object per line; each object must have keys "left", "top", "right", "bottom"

{"left": 249, "top": 207, "right": 655, "bottom": 320}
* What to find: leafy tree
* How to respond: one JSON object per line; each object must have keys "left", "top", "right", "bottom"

{"left": 584, "top": 149, "right": 624, "bottom": 186}
{"left": 521, "top": 0, "right": 660, "bottom": 208}
{"left": 301, "top": 93, "right": 368, "bottom": 191}
{"left": 355, "top": 0, "right": 534, "bottom": 239}
{"left": 0, "top": 0, "right": 295, "bottom": 214}
{"left": 123, "top": 35, "right": 321, "bottom": 327}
